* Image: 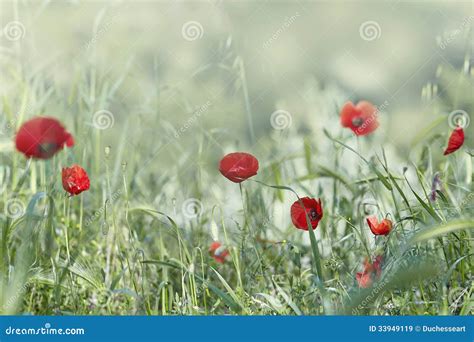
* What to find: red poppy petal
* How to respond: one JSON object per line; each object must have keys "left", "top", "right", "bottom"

{"left": 354, "top": 101, "right": 379, "bottom": 136}
{"left": 378, "top": 219, "right": 392, "bottom": 235}
{"left": 219, "top": 152, "right": 259, "bottom": 183}
{"left": 340, "top": 102, "right": 358, "bottom": 128}
{"left": 363, "top": 258, "right": 373, "bottom": 273}
{"left": 290, "top": 197, "right": 323, "bottom": 230}
{"left": 443, "top": 127, "right": 464, "bottom": 155}
{"left": 65, "top": 134, "right": 74, "bottom": 147}
{"left": 209, "top": 242, "right": 228, "bottom": 263}
{"left": 290, "top": 202, "right": 308, "bottom": 229}
{"left": 213, "top": 256, "right": 226, "bottom": 263}
{"left": 15, "top": 117, "right": 74, "bottom": 159}
{"left": 62, "top": 164, "right": 90, "bottom": 196}
{"left": 357, "top": 101, "right": 378, "bottom": 118}
{"left": 366, "top": 216, "right": 378, "bottom": 232}
{"left": 340, "top": 101, "right": 379, "bottom": 136}
{"left": 209, "top": 242, "right": 221, "bottom": 253}
{"left": 356, "top": 272, "right": 372, "bottom": 288}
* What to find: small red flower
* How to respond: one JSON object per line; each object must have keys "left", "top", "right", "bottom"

{"left": 340, "top": 101, "right": 379, "bottom": 136}
{"left": 209, "top": 242, "right": 229, "bottom": 263}
{"left": 443, "top": 126, "right": 464, "bottom": 155}
{"left": 62, "top": 165, "right": 90, "bottom": 196}
{"left": 15, "top": 117, "right": 74, "bottom": 159}
{"left": 366, "top": 216, "right": 392, "bottom": 236}
{"left": 290, "top": 197, "right": 323, "bottom": 230}
{"left": 219, "top": 152, "right": 259, "bottom": 183}
{"left": 355, "top": 271, "right": 372, "bottom": 288}
{"left": 356, "top": 255, "right": 383, "bottom": 288}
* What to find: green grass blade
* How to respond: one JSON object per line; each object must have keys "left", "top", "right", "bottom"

{"left": 408, "top": 220, "right": 474, "bottom": 245}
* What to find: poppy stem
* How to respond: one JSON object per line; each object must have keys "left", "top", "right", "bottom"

{"left": 296, "top": 196, "right": 324, "bottom": 283}
{"left": 64, "top": 192, "right": 72, "bottom": 263}
{"left": 297, "top": 196, "right": 329, "bottom": 315}
{"left": 251, "top": 179, "right": 328, "bottom": 311}
{"left": 356, "top": 136, "right": 362, "bottom": 175}
{"left": 239, "top": 183, "right": 247, "bottom": 230}
{"left": 239, "top": 182, "right": 249, "bottom": 276}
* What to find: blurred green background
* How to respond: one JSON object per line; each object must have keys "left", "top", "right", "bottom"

{"left": 1, "top": 0, "right": 472, "bottom": 142}
{"left": 0, "top": 1, "right": 472, "bottom": 201}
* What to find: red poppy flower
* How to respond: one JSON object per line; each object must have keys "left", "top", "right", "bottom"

{"left": 290, "top": 197, "right": 323, "bottom": 230}
{"left": 209, "top": 242, "right": 229, "bottom": 263}
{"left": 356, "top": 255, "right": 383, "bottom": 288}
{"left": 15, "top": 117, "right": 74, "bottom": 159}
{"left": 340, "top": 101, "right": 379, "bottom": 136}
{"left": 366, "top": 216, "right": 392, "bottom": 236}
{"left": 443, "top": 126, "right": 464, "bottom": 155}
{"left": 219, "top": 152, "right": 259, "bottom": 183}
{"left": 62, "top": 164, "right": 90, "bottom": 196}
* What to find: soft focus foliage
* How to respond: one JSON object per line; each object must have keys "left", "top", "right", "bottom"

{"left": 0, "top": 1, "right": 472, "bottom": 315}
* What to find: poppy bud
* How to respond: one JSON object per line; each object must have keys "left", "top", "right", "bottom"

{"left": 62, "top": 165, "right": 90, "bottom": 196}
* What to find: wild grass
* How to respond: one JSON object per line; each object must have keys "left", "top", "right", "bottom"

{"left": 0, "top": 12, "right": 473, "bottom": 316}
